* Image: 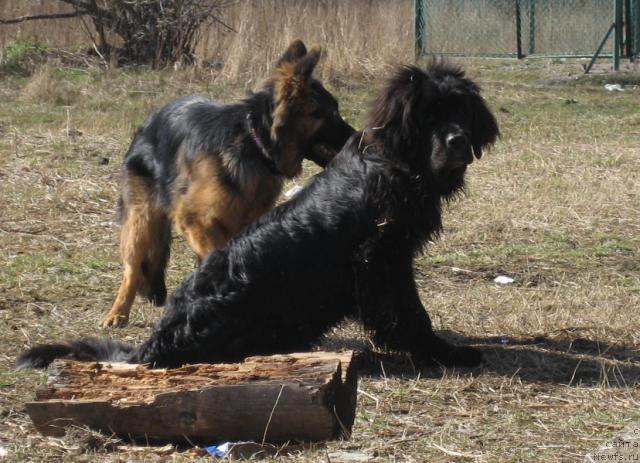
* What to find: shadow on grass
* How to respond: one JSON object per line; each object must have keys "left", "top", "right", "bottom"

{"left": 348, "top": 331, "right": 640, "bottom": 387}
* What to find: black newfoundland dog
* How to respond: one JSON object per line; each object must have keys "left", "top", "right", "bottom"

{"left": 19, "top": 62, "right": 499, "bottom": 370}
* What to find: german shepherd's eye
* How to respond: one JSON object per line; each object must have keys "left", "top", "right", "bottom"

{"left": 318, "top": 104, "right": 338, "bottom": 118}
{"left": 321, "top": 107, "right": 340, "bottom": 119}
{"left": 309, "top": 104, "right": 334, "bottom": 118}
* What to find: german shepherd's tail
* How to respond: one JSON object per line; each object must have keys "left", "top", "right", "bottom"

{"left": 17, "top": 338, "right": 135, "bottom": 369}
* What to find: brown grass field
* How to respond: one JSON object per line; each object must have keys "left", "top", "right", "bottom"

{"left": 1, "top": 4, "right": 640, "bottom": 461}
{"left": 0, "top": 0, "right": 413, "bottom": 82}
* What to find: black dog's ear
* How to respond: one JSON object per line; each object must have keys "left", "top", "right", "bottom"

{"left": 469, "top": 93, "right": 500, "bottom": 159}
{"left": 275, "top": 40, "right": 307, "bottom": 67}
{"left": 368, "top": 66, "right": 431, "bottom": 139}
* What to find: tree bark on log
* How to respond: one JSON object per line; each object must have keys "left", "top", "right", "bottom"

{"left": 25, "top": 351, "right": 357, "bottom": 444}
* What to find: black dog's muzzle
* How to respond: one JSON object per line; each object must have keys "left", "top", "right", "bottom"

{"left": 446, "top": 132, "right": 473, "bottom": 169}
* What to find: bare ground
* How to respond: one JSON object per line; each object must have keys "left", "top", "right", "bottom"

{"left": 0, "top": 58, "right": 639, "bottom": 462}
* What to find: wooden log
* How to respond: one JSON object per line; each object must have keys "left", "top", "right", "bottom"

{"left": 25, "top": 351, "right": 357, "bottom": 444}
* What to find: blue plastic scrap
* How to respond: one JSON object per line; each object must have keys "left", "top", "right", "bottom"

{"left": 205, "top": 442, "right": 232, "bottom": 457}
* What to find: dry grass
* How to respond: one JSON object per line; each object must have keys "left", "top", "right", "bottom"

{"left": 0, "top": 56, "right": 640, "bottom": 462}
{"left": 0, "top": 2, "right": 89, "bottom": 50}
{"left": 201, "top": 0, "right": 413, "bottom": 83}
{"left": 0, "top": 0, "right": 412, "bottom": 82}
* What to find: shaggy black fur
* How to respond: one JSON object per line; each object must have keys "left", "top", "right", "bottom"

{"left": 18, "top": 63, "right": 499, "bottom": 370}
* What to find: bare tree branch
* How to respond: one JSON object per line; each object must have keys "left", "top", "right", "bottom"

{"left": 58, "top": 0, "right": 114, "bottom": 22}
{"left": 211, "top": 14, "right": 237, "bottom": 33}
{"left": 0, "top": 11, "right": 88, "bottom": 25}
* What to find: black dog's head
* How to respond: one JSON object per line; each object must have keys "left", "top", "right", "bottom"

{"left": 367, "top": 62, "right": 499, "bottom": 196}
{"left": 269, "top": 40, "right": 355, "bottom": 177}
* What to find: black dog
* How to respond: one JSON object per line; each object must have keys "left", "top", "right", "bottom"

{"left": 19, "top": 63, "right": 499, "bottom": 370}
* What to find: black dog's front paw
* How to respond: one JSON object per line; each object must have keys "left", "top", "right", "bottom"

{"left": 413, "top": 343, "right": 483, "bottom": 368}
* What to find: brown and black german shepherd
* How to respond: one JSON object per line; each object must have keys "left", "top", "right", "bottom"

{"left": 101, "top": 40, "right": 354, "bottom": 327}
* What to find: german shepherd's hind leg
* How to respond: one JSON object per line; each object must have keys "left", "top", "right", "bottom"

{"left": 180, "top": 216, "right": 230, "bottom": 265}
{"left": 101, "top": 176, "right": 170, "bottom": 328}
{"left": 137, "top": 213, "right": 171, "bottom": 306}
{"left": 173, "top": 163, "right": 237, "bottom": 264}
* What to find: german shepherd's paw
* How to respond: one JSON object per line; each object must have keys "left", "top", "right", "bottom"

{"left": 100, "top": 309, "right": 130, "bottom": 328}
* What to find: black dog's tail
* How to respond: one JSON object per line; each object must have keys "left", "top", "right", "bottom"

{"left": 16, "top": 338, "right": 135, "bottom": 369}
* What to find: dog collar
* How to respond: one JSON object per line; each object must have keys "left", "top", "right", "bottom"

{"left": 246, "top": 113, "right": 281, "bottom": 176}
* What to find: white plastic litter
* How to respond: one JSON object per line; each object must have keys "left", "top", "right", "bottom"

{"left": 0, "top": 447, "right": 8, "bottom": 457}
{"left": 284, "top": 185, "right": 303, "bottom": 199}
{"left": 604, "top": 84, "right": 624, "bottom": 92}
{"left": 451, "top": 267, "right": 473, "bottom": 274}
{"left": 493, "top": 275, "right": 515, "bottom": 285}
{"left": 327, "top": 451, "right": 370, "bottom": 462}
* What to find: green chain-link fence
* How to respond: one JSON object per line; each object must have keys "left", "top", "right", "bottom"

{"left": 415, "top": 0, "right": 639, "bottom": 62}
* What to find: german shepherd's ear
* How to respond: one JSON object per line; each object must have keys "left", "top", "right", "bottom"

{"left": 293, "top": 47, "right": 321, "bottom": 84}
{"left": 275, "top": 40, "right": 307, "bottom": 67}
{"left": 271, "top": 46, "right": 322, "bottom": 118}
{"left": 468, "top": 93, "right": 499, "bottom": 159}
{"left": 270, "top": 46, "right": 322, "bottom": 177}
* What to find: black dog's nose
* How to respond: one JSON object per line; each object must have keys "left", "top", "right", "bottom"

{"left": 446, "top": 133, "right": 469, "bottom": 150}
{"left": 446, "top": 133, "right": 473, "bottom": 165}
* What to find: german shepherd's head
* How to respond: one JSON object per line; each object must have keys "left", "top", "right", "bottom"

{"left": 269, "top": 40, "right": 354, "bottom": 178}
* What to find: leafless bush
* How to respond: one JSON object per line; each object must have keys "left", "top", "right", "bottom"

{"left": 2, "top": 0, "right": 234, "bottom": 68}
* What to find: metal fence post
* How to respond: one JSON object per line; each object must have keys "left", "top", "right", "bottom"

{"left": 529, "top": 0, "right": 536, "bottom": 54}
{"left": 414, "top": 0, "right": 425, "bottom": 60}
{"left": 626, "top": 0, "right": 633, "bottom": 57}
{"left": 631, "top": 0, "right": 640, "bottom": 59}
{"left": 614, "top": 0, "right": 623, "bottom": 69}
{"left": 516, "top": 0, "right": 524, "bottom": 58}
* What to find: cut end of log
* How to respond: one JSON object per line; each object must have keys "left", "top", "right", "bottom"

{"left": 25, "top": 351, "right": 358, "bottom": 444}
